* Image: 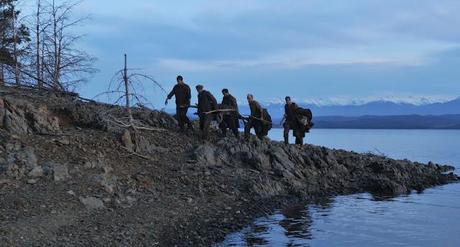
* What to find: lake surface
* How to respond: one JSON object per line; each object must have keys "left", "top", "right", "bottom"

{"left": 218, "top": 129, "right": 460, "bottom": 247}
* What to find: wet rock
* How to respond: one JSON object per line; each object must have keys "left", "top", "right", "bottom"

{"left": 79, "top": 196, "right": 105, "bottom": 210}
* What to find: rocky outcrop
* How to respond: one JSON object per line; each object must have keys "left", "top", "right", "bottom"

{"left": 0, "top": 85, "right": 458, "bottom": 246}
{"left": 0, "top": 86, "right": 178, "bottom": 137}
{"left": 193, "top": 137, "right": 457, "bottom": 197}
{"left": 0, "top": 98, "right": 61, "bottom": 135}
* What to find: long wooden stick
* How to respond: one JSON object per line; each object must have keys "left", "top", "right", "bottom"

{"left": 243, "top": 115, "right": 272, "bottom": 125}
{"left": 203, "top": 109, "right": 237, "bottom": 115}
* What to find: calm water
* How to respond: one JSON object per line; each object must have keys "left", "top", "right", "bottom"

{"left": 218, "top": 129, "right": 460, "bottom": 247}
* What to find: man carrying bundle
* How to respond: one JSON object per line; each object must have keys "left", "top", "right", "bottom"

{"left": 219, "top": 88, "right": 240, "bottom": 137}
{"left": 196, "top": 85, "right": 218, "bottom": 140}
{"left": 165, "top": 75, "right": 193, "bottom": 132}
{"left": 283, "top": 96, "right": 313, "bottom": 145}
{"left": 244, "top": 94, "right": 272, "bottom": 140}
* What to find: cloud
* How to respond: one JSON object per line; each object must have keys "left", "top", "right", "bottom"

{"left": 155, "top": 41, "right": 455, "bottom": 72}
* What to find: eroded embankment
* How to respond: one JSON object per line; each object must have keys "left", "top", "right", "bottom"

{"left": 0, "top": 86, "right": 458, "bottom": 246}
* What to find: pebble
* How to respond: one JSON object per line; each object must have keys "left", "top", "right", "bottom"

{"left": 27, "top": 179, "right": 37, "bottom": 184}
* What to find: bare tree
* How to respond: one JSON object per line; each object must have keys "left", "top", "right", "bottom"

{"left": 38, "top": 0, "right": 97, "bottom": 91}
{"left": 95, "top": 54, "right": 167, "bottom": 130}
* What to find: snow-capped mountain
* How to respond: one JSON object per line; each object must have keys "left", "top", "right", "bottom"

{"left": 239, "top": 97, "right": 460, "bottom": 118}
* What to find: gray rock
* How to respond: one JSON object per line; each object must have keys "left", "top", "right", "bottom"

{"left": 79, "top": 196, "right": 105, "bottom": 210}
{"left": 28, "top": 166, "right": 44, "bottom": 178}
{"left": 27, "top": 179, "right": 38, "bottom": 184}
{"left": 126, "top": 196, "right": 137, "bottom": 205}
{"left": 121, "top": 130, "right": 134, "bottom": 152}
{"left": 97, "top": 173, "right": 118, "bottom": 194}
{"left": 1, "top": 99, "right": 61, "bottom": 135}
{"left": 53, "top": 164, "right": 70, "bottom": 182}
{"left": 193, "top": 144, "right": 220, "bottom": 165}
{"left": 23, "top": 147, "right": 38, "bottom": 169}
{"left": 3, "top": 108, "right": 30, "bottom": 134}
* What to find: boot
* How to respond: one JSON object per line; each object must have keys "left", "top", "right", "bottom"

{"left": 295, "top": 137, "right": 303, "bottom": 145}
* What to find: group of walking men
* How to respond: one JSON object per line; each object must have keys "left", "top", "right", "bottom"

{"left": 165, "top": 76, "right": 313, "bottom": 145}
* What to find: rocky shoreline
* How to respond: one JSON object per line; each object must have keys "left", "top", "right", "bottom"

{"left": 0, "top": 86, "right": 458, "bottom": 246}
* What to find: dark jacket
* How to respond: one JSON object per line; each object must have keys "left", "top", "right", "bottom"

{"left": 249, "top": 100, "right": 262, "bottom": 119}
{"left": 221, "top": 94, "right": 239, "bottom": 114}
{"left": 167, "top": 83, "right": 191, "bottom": 108}
{"left": 221, "top": 94, "right": 240, "bottom": 128}
{"left": 285, "top": 102, "right": 312, "bottom": 137}
{"left": 285, "top": 103, "right": 299, "bottom": 122}
{"left": 197, "top": 90, "right": 218, "bottom": 115}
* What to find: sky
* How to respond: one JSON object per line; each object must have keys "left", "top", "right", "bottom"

{"left": 20, "top": 0, "right": 460, "bottom": 108}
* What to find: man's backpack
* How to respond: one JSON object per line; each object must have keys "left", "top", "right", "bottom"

{"left": 297, "top": 107, "right": 312, "bottom": 123}
{"left": 262, "top": 108, "right": 273, "bottom": 130}
{"left": 296, "top": 107, "right": 314, "bottom": 132}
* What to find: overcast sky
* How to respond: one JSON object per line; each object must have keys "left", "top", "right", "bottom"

{"left": 21, "top": 0, "right": 460, "bottom": 107}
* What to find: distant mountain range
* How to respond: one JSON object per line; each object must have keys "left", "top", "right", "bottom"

{"left": 310, "top": 115, "right": 460, "bottom": 129}
{"left": 238, "top": 97, "right": 460, "bottom": 118}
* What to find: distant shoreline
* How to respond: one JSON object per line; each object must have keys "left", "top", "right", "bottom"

{"left": 271, "top": 127, "right": 460, "bottom": 130}
{"left": 272, "top": 114, "right": 460, "bottom": 130}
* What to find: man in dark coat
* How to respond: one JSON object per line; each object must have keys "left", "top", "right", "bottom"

{"left": 283, "top": 96, "right": 312, "bottom": 145}
{"left": 196, "top": 85, "right": 218, "bottom": 139}
{"left": 165, "top": 75, "right": 192, "bottom": 131}
{"left": 219, "top": 88, "right": 240, "bottom": 137}
{"left": 244, "top": 94, "right": 270, "bottom": 139}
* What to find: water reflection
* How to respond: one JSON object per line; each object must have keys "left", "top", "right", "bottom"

{"left": 279, "top": 204, "right": 312, "bottom": 240}
{"left": 217, "top": 200, "right": 333, "bottom": 247}
{"left": 217, "top": 187, "right": 460, "bottom": 247}
{"left": 244, "top": 225, "right": 269, "bottom": 246}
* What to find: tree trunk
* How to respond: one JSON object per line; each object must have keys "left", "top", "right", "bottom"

{"left": 12, "top": 4, "right": 20, "bottom": 86}
{"left": 124, "top": 54, "right": 133, "bottom": 124}
{"left": 36, "top": 0, "right": 42, "bottom": 88}
{"left": 52, "top": 0, "right": 60, "bottom": 90}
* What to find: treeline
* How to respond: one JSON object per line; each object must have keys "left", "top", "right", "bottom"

{"left": 0, "top": 0, "right": 96, "bottom": 91}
